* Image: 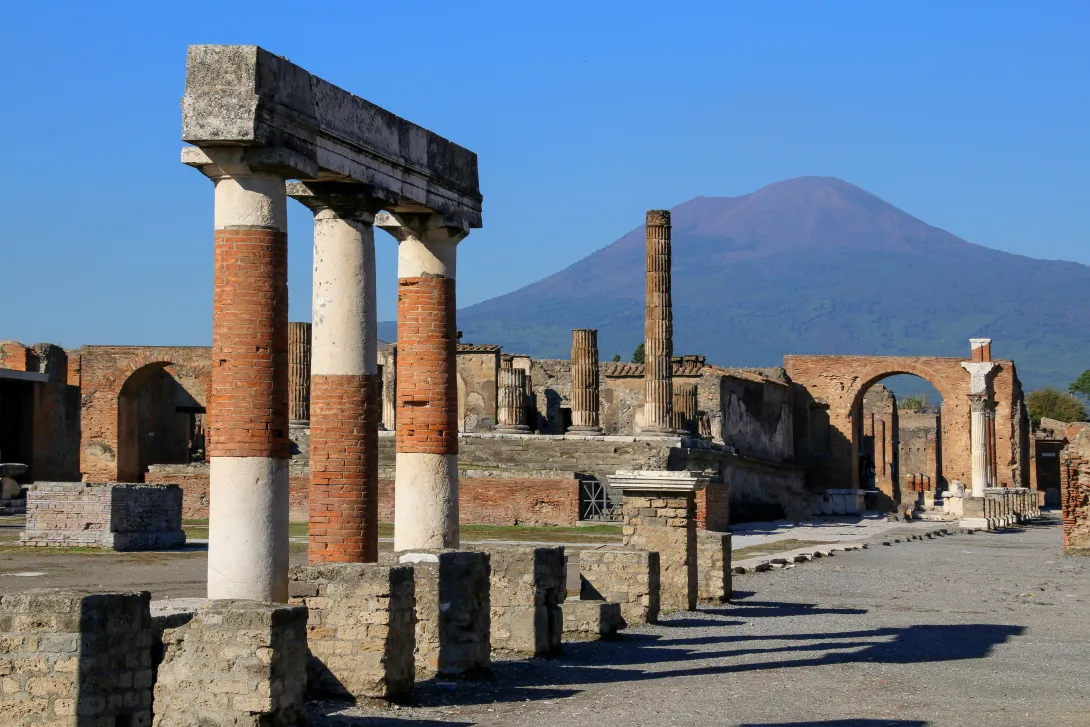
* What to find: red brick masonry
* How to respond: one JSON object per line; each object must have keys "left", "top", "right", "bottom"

{"left": 211, "top": 228, "right": 289, "bottom": 459}
{"left": 154, "top": 473, "right": 580, "bottom": 528}
{"left": 396, "top": 276, "right": 458, "bottom": 455}
{"left": 308, "top": 373, "right": 380, "bottom": 562}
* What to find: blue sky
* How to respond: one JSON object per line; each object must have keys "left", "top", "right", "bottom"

{"left": 1, "top": 1, "right": 1087, "bottom": 349}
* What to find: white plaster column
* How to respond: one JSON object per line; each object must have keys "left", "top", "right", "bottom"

{"left": 969, "top": 395, "right": 989, "bottom": 496}
{"left": 376, "top": 212, "right": 468, "bottom": 552}
{"left": 184, "top": 147, "right": 291, "bottom": 602}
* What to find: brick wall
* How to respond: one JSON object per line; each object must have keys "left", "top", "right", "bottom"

{"left": 1060, "top": 430, "right": 1090, "bottom": 555}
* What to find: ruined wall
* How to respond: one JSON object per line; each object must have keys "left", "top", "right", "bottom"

{"left": 456, "top": 346, "right": 500, "bottom": 431}
{"left": 899, "top": 411, "right": 939, "bottom": 484}
{"left": 1061, "top": 429, "right": 1090, "bottom": 555}
{"left": 717, "top": 370, "right": 794, "bottom": 463}
{"left": 80, "top": 346, "right": 210, "bottom": 482}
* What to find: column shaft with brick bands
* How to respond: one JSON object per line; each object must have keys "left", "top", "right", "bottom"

{"left": 644, "top": 209, "right": 675, "bottom": 433}
{"left": 377, "top": 212, "right": 467, "bottom": 552}
{"left": 202, "top": 169, "right": 291, "bottom": 603}
{"left": 289, "top": 186, "right": 383, "bottom": 564}
{"left": 570, "top": 328, "right": 602, "bottom": 433}
{"left": 288, "top": 322, "right": 312, "bottom": 424}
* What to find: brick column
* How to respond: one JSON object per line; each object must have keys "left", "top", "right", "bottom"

{"left": 643, "top": 210, "right": 676, "bottom": 434}
{"left": 496, "top": 368, "right": 530, "bottom": 433}
{"left": 569, "top": 328, "right": 602, "bottom": 433}
{"left": 377, "top": 212, "right": 468, "bottom": 551}
{"left": 289, "top": 183, "right": 382, "bottom": 564}
{"left": 288, "top": 322, "right": 311, "bottom": 424}
{"left": 672, "top": 382, "right": 698, "bottom": 435}
{"left": 185, "top": 151, "right": 291, "bottom": 602}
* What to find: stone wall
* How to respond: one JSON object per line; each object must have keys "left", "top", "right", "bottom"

{"left": 21, "top": 482, "right": 185, "bottom": 550}
{"left": 716, "top": 370, "right": 794, "bottom": 463}
{"left": 1061, "top": 430, "right": 1090, "bottom": 555}
{"left": 621, "top": 492, "right": 696, "bottom": 612}
{"left": 722, "top": 456, "right": 810, "bottom": 522}
{"left": 0, "top": 589, "right": 153, "bottom": 726}
{"left": 288, "top": 563, "right": 415, "bottom": 701}
{"left": 457, "top": 347, "right": 500, "bottom": 431}
{"left": 696, "top": 530, "right": 731, "bottom": 602}
{"left": 483, "top": 546, "right": 565, "bottom": 657}
{"left": 576, "top": 549, "right": 660, "bottom": 626}
{"left": 696, "top": 481, "right": 730, "bottom": 531}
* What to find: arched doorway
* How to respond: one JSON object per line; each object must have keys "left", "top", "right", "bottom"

{"left": 117, "top": 362, "right": 206, "bottom": 482}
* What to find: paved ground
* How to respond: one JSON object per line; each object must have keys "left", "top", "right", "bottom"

{"left": 314, "top": 514, "right": 1089, "bottom": 727}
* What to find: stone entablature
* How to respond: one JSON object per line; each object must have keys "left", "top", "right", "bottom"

{"left": 21, "top": 482, "right": 185, "bottom": 550}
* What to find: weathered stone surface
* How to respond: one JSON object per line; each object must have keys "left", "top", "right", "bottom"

{"left": 288, "top": 564, "right": 415, "bottom": 701}
{"left": 0, "top": 588, "right": 153, "bottom": 727}
{"left": 153, "top": 600, "right": 307, "bottom": 727}
{"left": 21, "top": 482, "right": 185, "bottom": 550}
{"left": 696, "top": 530, "right": 731, "bottom": 603}
{"left": 562, "top": 599, "right": 622, "bottom": 641}
{"left": 577, "top": 549, "right": 660, "bottom": 626}
{"left": 395, "top": 550, "right": 491, "bottom": 678}
{"left": 480, "top": 546, "right": 565, "bottom": 657}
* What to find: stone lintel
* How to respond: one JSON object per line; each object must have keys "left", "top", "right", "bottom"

{"left": 182, "top": 144, "right": 318, "bottom": 181}
{"left": 611, "top": 470, "right": 709, "bottom": 493}
{"left": 182, "top": 45, "right": 482, "bottom": 230}
{"left": 286, "top": 180, "right": 392, "bottom": 219}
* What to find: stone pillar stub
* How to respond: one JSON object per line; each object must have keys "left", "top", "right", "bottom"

{"left": 642, "top": 210, "right": 678, "bottom": 434}
{"left": 672, "top": 382, "right": 698, "bottom": 435}
{"left": 570, "top": 328, "right": 603, "bottom": 433}
{"left": 612, "top": 470, "right": 707, "bottom": 612}
{"left": 496, "top": 368, "right": 531, "bottom": 432}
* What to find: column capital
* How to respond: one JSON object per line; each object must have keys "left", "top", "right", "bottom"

{"left": 375, "top": 211, "right": 469, "bottom": 245}
{"left": 286, "top": 181, "right": 391, "bottom": 223}
{"left": 961, "top": 361, "right": 998, "bottom": 396}
{"left": 968, "top": 394, "right": 988, "bottom": 413}
{"left": 182, "top": 145, "right": 317, "bottom": 180}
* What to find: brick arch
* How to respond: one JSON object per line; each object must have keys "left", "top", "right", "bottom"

{"left": 848, "top": 362, "right": 954, "bottom": 416}
{"left": 80, "top": 346, "right": 211, "bottom": 482}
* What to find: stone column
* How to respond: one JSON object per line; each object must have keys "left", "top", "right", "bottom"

{"left": 184, "top": 148, "right": 291, "bottom": 602}
{"left": 380, "top": 345, "right": 397, "bottom": 431}
{"left": 289, "top": 183, "right": 382, "bottom": 564}
{"left": 288, "top": 322, "right": 312, "bottom": 424}
{"left": 377, "top": 212, "right": 468, "bottom": 551}
{"left": 612, "top": 470, "right": 707, "bottom": 612}
{"left": 495, "top": 368, "right": 530, "bottom": 433}
{"left": 642, "top": 210, "right": 676, "bottom": 434}
{"left": 969, "top": 395, "right": 989, "bottom": 497}
{"left": 569, "top": 328, "right": 602, "bottom": 433}
{"left": 672, "top": 382, "right": 698, "bottom": 435}
{"left": 987, "top": 403, "right": 1000, "bottom": 486}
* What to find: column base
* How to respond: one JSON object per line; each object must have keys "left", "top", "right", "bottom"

{"left": 959, "top": 517, "right": 991, "bottom": 530}
{"left": 639, "top": 426, "right": 684, "bottom": 437}
{"left": 566, "top": 426, "right": 603, "bottom": 434}
{"left": 495, "top": 425, "right": 532, "bottom": 433}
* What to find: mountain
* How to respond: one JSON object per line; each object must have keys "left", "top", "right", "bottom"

{"left": 380, "top": 177, "right": 1090, "bottom": 391}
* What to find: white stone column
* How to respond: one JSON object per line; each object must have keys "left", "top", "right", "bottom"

{"left": 377, "top": 212, "right": 468, "bottom": 552}
{"left": 184, "top": 147, "right": 291, "bottom": 602}
{"left": 969, "top": 395, "right": 989, "bottom": 497}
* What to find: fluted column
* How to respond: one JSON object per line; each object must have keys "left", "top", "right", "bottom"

{"left": 970, "top": 395, "right": 989, "bottom": 496}
{"left": 376, "top": 212, "right": 468, "bottom": 551}
{"left": 643, "top": 210, "right": 676, "bottom": 434}
{"left": 380, "top": 345, "right": 397, "bottom": 431}
{"left": 672, "top": 382, "right": 698, "bottom": 435}
{"left": 288, "top": 322, "right": 312, "bottom": 424}
{"left": 496, "top": 368, "right": 530, "bottom": 433}
{"left": 569, "top": 328, "right": 602, "bottom": 433}
{"left": 184, "top": 148, "right": 291, "bottom": 602}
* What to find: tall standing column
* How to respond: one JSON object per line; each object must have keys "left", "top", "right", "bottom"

{"left": 380, "top": 345, "right": 397, "bottom": 432}
{"left": 377, "top": 212, "right": 468, "bottom": 551}
{"left": 569, "top": 328, "right": 602, "bottom": 433}
{"left": 185, "top": 150, "right": 290, "bottom": 602}
{"left": 495, "top": 368, "right": 530, "bottom": 432}
{"left": 969, "top": 395, "right": 989, "bottom": 496}
{"left": 288, "top": 183, "right": 382, "bottom": 564}
{"left": 288, "top": 322, "right": 312, "bottom": 424}
{"left": 643, "top": 210, "right": 676, "bottom": 434}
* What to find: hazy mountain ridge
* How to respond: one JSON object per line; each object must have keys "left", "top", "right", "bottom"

{"left": 379, "top": 177, "right": 1090, "bottom": 390}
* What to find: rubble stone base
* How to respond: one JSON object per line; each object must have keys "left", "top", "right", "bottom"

{"left": 288, "top": 563, "right": 416, "bottom": 702}
{"left": 577, "top": 549, "right": 660, "bottom": 626}
{"left": 483, "top": 546, "right": 565, "bottom": 657}
{"left": 562, "top": 600, "right": 622, "bottom": 641}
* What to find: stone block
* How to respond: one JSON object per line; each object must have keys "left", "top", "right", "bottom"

{"left": 288, "top": 563, "right": 416, "bottom": 702}
{"left": 696, "top": 530, "right": 732, "bottom": 603}
{"left": 153, "top": 600, "right": 307, "bottom": 726}
{"left": 0, "top": 588, "right": 153, "bottom": 727}
{"left": 562, "top": 600, "right": 622, "bottom": 641}
{"left": 577, "top": 549, "right": 660, "bottom": 626}
{"left": 480, "top": 546, "right": 564, "bottom": 657}
{"left": 396, "top": 550, "right": 491, "bottom": 678}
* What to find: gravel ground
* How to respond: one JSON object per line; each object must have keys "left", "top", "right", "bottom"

{"left": 312, "top": 514, "right": 1089, "bottom": 727}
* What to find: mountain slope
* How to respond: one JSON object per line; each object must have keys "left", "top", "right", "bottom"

{"left": 382, "top": 177, "right": 1090, "bottom": 390}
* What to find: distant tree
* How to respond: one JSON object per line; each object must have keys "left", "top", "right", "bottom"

{"left": 1026, "top": 387, "right": 1087, "bottom": 427}
{"left": 1070, "top": 370, "right": 1090, "bottom": 400}
{"left": 899, "top": 394, "right": 930, "bottom": 413}
{"left": 611, "top": 354, "right": 621, "bottom": 362}
{"left": 631, "top": 344, "right": 645, "bottom": 364}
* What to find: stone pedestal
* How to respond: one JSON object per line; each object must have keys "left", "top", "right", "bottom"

{"left": 154, "top": 600, "right": 308, "bottom": 726}
{"left": 562, "top": 600, "right": 622, "bottom": 641}
{"left": 815, "top": 488, "right": 866, "bottom": 516}
{"left": 576, "top": 549, "right": 660, "bottom": 626}
{"left": 288, "top": 321, "right": 312, "bottom": 424}
{"left": 483, "top": 546, "right": 565, "bottom": 657}
{"left": 642, "top": 210, "right": 677, "bottom": 434}
{"left": 495, "top": 368, "right": 531, "bottom": 433}
{"left": 288, "top": 563, "right": 416, "bottom": 702}
{"left": 396, "top": 550, "right": 491, "bottom": 678}
{"left": 696, "top": 530, "right": 732, "bottom": 603}
{"left": 569, "top": 329, "right": 602, "bottom": 433}
{"left": 960, "top": 495, "right": 992, "bottom": 530}
{"left": 612, "top": 470, "right": 707, "bottom": 612}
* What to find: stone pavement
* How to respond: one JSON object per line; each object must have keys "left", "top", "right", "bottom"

{"left": 312, "top": 514, "right": 1089, "bottom": 727}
